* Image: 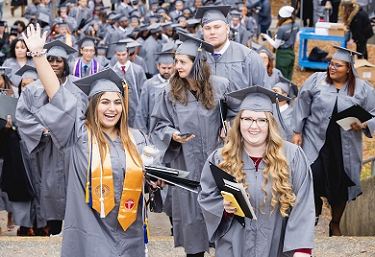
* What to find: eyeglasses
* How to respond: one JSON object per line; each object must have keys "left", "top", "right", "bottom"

{"left": 81, "top": 49, "right": 95, "bottom": 53}
{"left": 328, "top": 62, "right": 346, "bottom": 69}
{"left": 240, "top": 117, "right": 268, "bottom": 127}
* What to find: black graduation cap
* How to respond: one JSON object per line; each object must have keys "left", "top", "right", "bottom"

{"left": 15, "top": 65, "right": 38, "bottom": 80}
{"left": 73, "top": 68, "right": 123, "bottom": 98}
{"left": 195, "top": 5, "right": 231, "bottom": 25}
{"left": 0, "top": 20, "right": 7, "bottom": 27}
{"left": 44, "top": 40, "right": 77, "bottom": 59}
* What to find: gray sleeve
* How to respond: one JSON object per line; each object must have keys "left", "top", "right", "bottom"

{"left": 149, "top": 89, "right": 180, "bottom": 163}
{"left": 291, "top": 73, "right": 318, "bottom": 134}
{"left": 283, "top": 146, "right": 315, "bottom": 252}
{"left": 15, "top": 88, "right": 47, "bottom": 154}
{"left": 134, "top": 82, "right": 150, "bottom": 134}
{"left": 359, "top": 81, "right": 375, "bottom": 138}
{"left": 198, "top": 150, "right": 233, "bottom": 241}
{"left": 32, "top": 86, "right": 80, "bottom": 150}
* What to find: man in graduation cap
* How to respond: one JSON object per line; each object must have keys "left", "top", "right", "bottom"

{"left": 103, "top": 13, "right": 124, "bottom": 59}
{"left": 72, "top": 36, "right": 103, "bottom": 78}
{"left": 54, "top": 5, "right": 78, "bottom": 33}
{"left": 134, "top": 51, "right": 174, "bottom": 135}
{"left": 16, "top": 35, "right": 89, "bottom": 236}
{"left": 68, "top": 0, "right": 94, "bottom": 33}
{"left": 195, "top": 5, "right": 267, "bottom": 90}
{"left": 229, "top": 9, "right": 250, "bottom": 46}
{"left": 110, "top": 39, "right": 146, "bottom": 127}
{"left": 292, "top": 46, "right": 375, "bottom": 237}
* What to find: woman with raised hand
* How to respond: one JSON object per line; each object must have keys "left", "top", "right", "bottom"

{"left": 21, "top": 23, "right": 161, "bottom": 256}
{"left": 199, "top": 86, "right": 315, "bottom": 257}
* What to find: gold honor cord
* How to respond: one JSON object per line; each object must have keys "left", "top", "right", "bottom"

{"left": 122, "top": 78, "right": 129, "bottom": 116}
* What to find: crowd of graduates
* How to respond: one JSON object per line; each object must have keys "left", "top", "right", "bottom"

{"left": 0, "top": 0, "right": 375, "bottom": 256}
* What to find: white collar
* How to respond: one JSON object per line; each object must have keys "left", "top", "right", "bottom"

{"left": 214, "top": 39, "right": 230, "bottom": 55}
{"left": 279, "top": 104, "right": 289, "bottom": 113}
{"left": 117, "top": 60, "right": 131, "bottom": 70}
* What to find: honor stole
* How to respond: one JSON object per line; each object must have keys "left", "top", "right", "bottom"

{"left": 86, "top": 128, "right": 144, "bottom": 231}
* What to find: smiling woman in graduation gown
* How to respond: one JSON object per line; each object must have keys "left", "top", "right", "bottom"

{"left": 198, "top": 87, "right": 315, "bottom": 257}
{"left": 15, "top": 40, "right": 88, "bottom": 235}
{"left": 150, "top": 32, "right": 235, "bottom": 256}
{"left": 21, "top": 23, "right": 154, "bottom": 256}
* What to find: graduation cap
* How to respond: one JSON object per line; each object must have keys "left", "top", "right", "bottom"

{"left": 155, "top": 52, "right": 174, "bottom": 64}
{"left": 149, "top": 15, "right": 160, "bottom": 23}
{"left": 0, "top": 66, "right": 11, "bottom": 74}
{"left": 230, "top": 10, "right": 242, "bottom": 19}
{"left": 227, "top": 86, "right": 289, "bottom": 113}
{"left": 332, "top": 45, "right": 362, "bottom": 77}
{"left": 176, "top": 32, "right": 214, "bottom": 80}
{"left": 147, "top": 23, "right": 162, "bottom": 34}
{"left": 44, "top": 40, "right": 77, "bottom": 59}
{"left": 161, "top": 40, "right": 175, "bottom": 53}
{"left": 76, "top": 36, "right": 97, "bottom": 48}
{"left": 0, "top": 95, "right": 18, "bottom": 127}
{"left": 182, "top": 7, "right": 192, "bottom": 14}
{"left": 195, "top": 5, "right": 231, "bottom": 25}
{"left": 272, "top": 76, "right": 298, "bottom": 99}
{"left": 73, "top": 68, "right": 123, "bottom": 98}
{"left": 256, "top": 45, "right": 274, "bottom": 60}
{"left": 177, "top": 15, "right": 187, "bottom": 22}
{"left": 10, "top": 25, "right": 18, "bottom": 31}
{"left": 110, "top": 38, "right": 133, "bottom": 52}
{"left": 38, "top": 13, "right": 50, "bottom": 24}
{"left": 226, "top": 85, "right": 292, "bottom": 137}
{"left": 97, "top": 45, "right": 108, "bottom": 56}
{"left": 118, "top": 16, "right": 129, "bottom": 22}
{"left": 161, "top": 21, "right": 173, "bottom": 30}
{"left": 57, "top": 22, "right": 68, "bottom": 29}
{"left": 186, "top": 18, "right": 201, "bottom": 27}
{"left": 15, "top": 65, "right": 39, "bottom": 80}
{"left": 0, "top": 20, "right": 7, "bottom": 27}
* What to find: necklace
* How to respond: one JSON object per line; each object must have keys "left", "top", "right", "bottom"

{"left": 250, "top": 156, "right": 262, "bottom": 167}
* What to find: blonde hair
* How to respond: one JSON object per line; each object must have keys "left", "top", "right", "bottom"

{"left": 85, "top": 92, "right": 142, "bottom": 167}
{"left": 219, "top": 111, "right": 295, "bottom": 217}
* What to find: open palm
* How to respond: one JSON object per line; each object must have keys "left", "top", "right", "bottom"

{"left": 21, "top": 23, "right": 48, "bottom": 53}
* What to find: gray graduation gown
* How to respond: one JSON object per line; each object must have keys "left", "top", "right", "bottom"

{"left": 150, "top": 75, "right": 233, "bottom": 254}
{"left": 281, "top": 105, "right": 294, "bottom": 142}
{"left": 267, "top": 68, "right": 283, "bottom": 88}
{"left": 134, "top": 74, "right": 168, "bottom": 135}
{"left": 31, "top": 85, "right": 149, "bottom": 257}
{"left": 143, "top": 36, "right": 162, "bottom": 75}
{"left": 15, "top": 75, "right": 88, "bottom": 223}
{"left": 198, "top": 142, "right": 315, "bottom": 257}
{"left": 111, "top": 62, "right": 147, "bottom": 128}
{"left": 292, "top": 72, "right": 375, "bottom": 201}
{"left": 206, "top": 41, "right": 267, "bottom": 89}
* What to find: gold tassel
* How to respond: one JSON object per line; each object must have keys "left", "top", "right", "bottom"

{"left": 122, "top": 79, "right": 129, "bottom": 116}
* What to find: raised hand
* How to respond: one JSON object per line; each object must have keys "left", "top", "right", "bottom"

{"left": 21, "top": 23, "right": 48, "bottom": 53}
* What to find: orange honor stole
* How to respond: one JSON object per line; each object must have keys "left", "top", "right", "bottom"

{"left": 87, "top": 128, "right": 144, "bottom": 231}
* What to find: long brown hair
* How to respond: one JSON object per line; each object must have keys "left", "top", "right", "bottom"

{"left": 85, "top": 92, "right": 142, "bottom": 167}
{"left": 263, "top": 52, "right": 274, "bottom": 76}
{"left": 169, "top": 56, "right": 215, "bottom": 110}
{"left": 277, "top": 16, "right": 295, "bottom": 27}
{"left": 325, "top": 61, "right": 356, "bottom": 96}
{"left": 219, "top": 111, "right": 295, "bottom": 217}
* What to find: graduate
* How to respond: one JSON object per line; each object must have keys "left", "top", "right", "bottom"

{"left": 110, "top": 39, "right": 147, "bottom": 128}
{"left": 198, "top": 86, "right": 315, "bottom": 257}
{"left": 21, "top": 23, "right": 161, "bottom": 256}
{"left": 254, "top": 45, "right": 283, "bottom": 88}
{"left": 150, "top": 32, "right": 235, "bottom": 257}
{"left": 134, "top": 51, "right": 174, "bottom": 135}
{"left": 72, "top": 36, "right": 102, "bottom": 78}
{"left": 292, "top": 46, "right": 375, "bottom": 236}
{"left": 195, "top": 5, "right": 267, "bottom": 90}
{"left": 16, "top": 38, "right": 88, "bottom": 236}
{"left": 0, "top": 65, "right": 39, "bottom": 236}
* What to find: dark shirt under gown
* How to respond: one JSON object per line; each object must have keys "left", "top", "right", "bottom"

{"left": 311, "top": 90, "right": 355, "bottom": 208}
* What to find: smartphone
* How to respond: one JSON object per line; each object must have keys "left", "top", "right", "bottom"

{"left": 179, "top": 132, "right": 193, "bottom": 137}
{"left": 221, "top": 191, "right": 245, "bottom": 217}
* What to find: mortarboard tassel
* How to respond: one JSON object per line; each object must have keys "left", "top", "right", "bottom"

{"left": 189, "top": 43, "right": 206, "bottom": 82}
{"left": 122, "top": 79, "right": 129, "bottom": 116}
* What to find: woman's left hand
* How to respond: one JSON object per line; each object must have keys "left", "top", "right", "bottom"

{"left": 21, "top": 23, "right": 48, "bottom": 53}
{"left": 293, "top": 252, "right": 310, "bottom": 257}
{"left": 350, "top": 122, "right": 364, "bottom": 131}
